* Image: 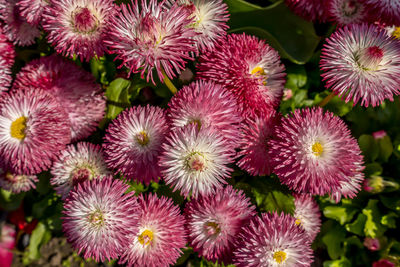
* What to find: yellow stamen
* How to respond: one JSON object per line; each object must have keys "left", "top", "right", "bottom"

{"left": 88, "top": 211, "right": 104, "bottom": 227}
{"left": 392, "top": 27, "right": 400, "bottom": 39}
{"left": 138, "top": 229, "right": 153, "bottom": 246}
{"left": 273, "top": 251, "right": 287, "bottom": 264}
{"left": 295, "top": 218, "right": 301, "bottom": 226}
{"left": 251, "top": 66, "right": 265, "bottom": 76}
{"left": 10, "top": 116, "right": 27, "bottom": 140}
{"left": 311, "top": 142, "right": 323, "bottom": 157}
{"left": 205, "top": 221, "right": 221, "bottom": 235}
{"left": 136, "top": 131, "right": 149, "bottom": 146}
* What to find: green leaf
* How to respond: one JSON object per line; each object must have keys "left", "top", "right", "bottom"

{"left": 345, "top": 213, "right": 367, "bottom": 236}
{"left": 285, "top": 64, "right": 307, "bottom": 90}
{"left": 364, "top": 163, "right": 383, "bottom": 177}
{"left": 36, "top": 172, "right": 52, "bottom": 195}
{"left": 358, "top": 135, "right": 379, "bottom": 162}
{"left": 0, "top": 189, "right": 24, "bottom": 211}
{"left": 380, "top": 194, "right": 400, "bottom": 211}
{"left": 323, "top": 256, "right": 351, "bottom": 267}
{"left": 362, "top": 199, "right": 387, "bottom": 238}
{"left": 25, "top": 222, "right": 51, "bottom": 263}
{"left": 254, "top": 190, "right": 295, "bottom": 214}
{"left": 175, "top": 247, "right": 193, "bottom": 265}
{"left": 104, "top": 78, "right": 132, "bottom": 121}
{"left": 377, "top": 135, "right": 393, "bottom": 162}
{"left": 227, "top": 2, "right": 320, "bottom": 64}
{"left": 323, "top": 206, "right": 357, "bottom": 225}
{"left": 322, "top": 223, "right": 346, "bottom": 259}
{"left": 381, "top": 212, "right": 398, "bottom": 228}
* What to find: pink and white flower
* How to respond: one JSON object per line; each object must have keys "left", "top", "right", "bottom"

{"left": 285, "top": 0, "right": 326, "bottom": 22}
{"left": 326, "top": 0, "right": 370, "bottom": 26}
{"left": 17, "top": 0, "right": 48, "bottom": 26}
{"left": 0, "top": 168, "right": 38, "bottom": 193}
{"left": 293, "top": 194, "right": 321, "bottom": 242}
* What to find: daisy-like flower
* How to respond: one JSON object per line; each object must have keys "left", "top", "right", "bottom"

{"left": 320, "top": 23, "right": 400, "bottom": 107}
{"left": 197, "top": 33, "right": 286, "bottom": 116}
{"left": 103, "top": 105, "right": 169, "bottom": 185}
{"left": 293, "top": 194, "right": 321, "bottom": 242}
{"left": 0, "top": 89, "right": 71, "bottom": 175}
{"left": 43, "top": 0, "right": 117, "bottom": 61}
{"left": 51, "top": 142, "right": 110, "bottom": 199}
{"left": 119, "top": 193, "right": 186, "bottom": 267}
{"left": 330, "top": 169, "right": 364, "bottom": 202}
{"left": 13, "top": 55, "right": 105, "bottom": 141}
{"left": 168, "top": 80, "right": 241, "bottom": 148}
{"left": 327, "top": 0, "right": 369, "bottom": 26}
{"left": 365, "top": 0, "right": 400, "bottom": 26}
{"left": 168, "top": 0, "right": 229, "bottom": 53}
{"left": 185, "top": 185, "right": 256, "bottom": 263}
{"left": 285, "top": 0, "right": 326, "bottom": 22}
{"left": 268, "top": 107, "right": 364, "bottom": 196}
{"left": 106, "top": 0, "right": 196, "bottom": 84}
{"left": 63, "top": 177, "right": 139, "bottom": 262}
{"left": 237, "top": 111, "right": 281, "bottom": 176}
{"left": 17, "top": 0, "right": 48, "bottom": 26}
{"left": 233, "top": 212, "right": 314, "bottom": 267}
{"left": 0, "top": 168, "right": 38, "bottom": 193}
{"left": 0, "top": 27, "right": 15, "bottom": 67}
{"left": 0, "top": 0, "right": 41, "bottom": 46}
{"left": 0, "top": 59, "right": 11, "bottom": 94}
{"left": 159, "top": 124, "right": 235, "bottom": 198}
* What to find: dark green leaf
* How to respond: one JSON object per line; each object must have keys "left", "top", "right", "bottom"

{"left": 104, "top": 78, "right": 132, "bottom": 121}
{"left": 358, "top": 135, "right": 379, "bottom": 162}
{"left": 362, "top": 199, "right": 387, "bottom": 238}
{"left": 377, "top": 135, "right": 393, "bottom": 162}
{"left": 345, "top": 213, "right": 367, "bottom": 236}
{"left": 322, "top": 223, "right": 346, "bottom": 259}
{"left": 323, "top": 256, "right": 351, "bottom": 267}
{"left": 323, "top": 206, "right": 357, "bottom": 225}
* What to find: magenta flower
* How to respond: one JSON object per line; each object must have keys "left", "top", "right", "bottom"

{"left": 0, "top": 169, "right": 38, "bottom": 193}
{"left": 160, "top": 124, "right": 235, "bottom": 198}
{"left": 330, "top": 170, "right": 364, "bottom": 203}
{"left": 107, "top": 0, "right": 196, "bottom": 84}
{"left": 372, "top": 130, "right": 387, "bottom": 139}
{"left": 185, "top": 185, "right": 255, "bottom": 263}
{"left": 365, "top": 0, "right": 400, "bottom": 26}
{"left": 119, "top": 193, "right": 186, "bottom": 267}
{"left": 373, "top": 259, "right": 395, "bottom": 267}
{"left": 293, "top": 194, "right": 321, "bottom": 242}
{"left": 327, "top": 0, "right": 370, "bottom": 26}
{"left": 168, "top": 80, "right": 241, "bottom": 148}
{"left": 237, "top": 111, "right": 281, "bottom": 176}
{"left": 13, "top": 55, "right": 105, "bottom": 141}
{"left": 285, "top": 0, "right": 326, "bottom": 22}
{"left": 17, "top": 0, "right": 48, "bottom": 25}
{"left": 0, "top": 59, "right": 11, "bottom": 94}
{"left": 0, "top": 89, "right": 71, "bottom": 175}
{"left": 63, "top": 177, "right": 139, "bottom": 262}
{"left": 103, "top": 105, "right": 169, "bottom": 185}
{"left": 320, "top": 23, "right": 400, "bottom": 107}
{"left": 268, "top": 107, "right": 364, "bottom": 196}
{"left": 197, "top": 33, "right": 286, "bottom": 116}
{"left": 51, "top": 142, "right": 110, "bottom": 199}
{"left": 364, "top": 237, "right": 380, "bottom": 251}
{"left": 0, "top": 0, "right": 41, "bottom": 46}
{"left": 43, "top": 0, "right": 117, "bottom": 61}
{"left": 0, "top": 224, "right": 15, "bottom": 267}
{"left": 0, "top": 27, "right": 15, "bottom": 67}
{"left": 233, "top": 212, "right": 314, "bottom": 267}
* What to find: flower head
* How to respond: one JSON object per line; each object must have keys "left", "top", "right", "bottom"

{"left": 103, "top": 105, "right": 169, "bottom": 185}
{"left": 330, "top": 169, "right": 364, "bottom": 202}
{"left": 185, "top": 185, "right": 255, "bottom": 262}
{"left": 107, "top": 0, "right": 196, "bottom": 84}
{"left": 168, "top": 80, "right": 241, "bottom": 148}
{"left": 285, "top": 0, "right": 326, "bottom": 22}
{"left": 364, "top": 237, "right": 380, "bottom": 251}
{"left": 293, "top": 194, "right": 321, "bottom": 242}
{"left": 17, "top": 0, "right": 48, "bottom": 25}
{"left": 327, "top": 0, "right": 369, "bottom": 26}
{"left": 0, "top": 89, "right": 71, "bottom": 175}
{"left": 119, "top": 193, "right": 186, "bottom": 267}
{"left": 373, "top": 259, "right": 395, "bottom": 267}
{"left": 0, "top": 27, "right": 15, "bottom": 67}
{"left": 268, "top": 107, "right": 364, "bottom": 196}
{"left": 63, "top": 177, "right": 139, "bottom": 262}
{"left": 320, "top": 23, "right": 400, "bottom": 107}
{"left": 233, "top": 212, "right": 314, "bottom": 267}
{"left": 197, "top": 33, "right": 286, "bottom": 116}
{"left": 365, "top": 0, "right": 400, "bottom": 26}
{"left": 43, "top": 0, "right": 117, "bottom": 61}
{"left": 13, "top": 55, "right": 105, "bottom": 141}
{"left": 237, "top": 111, "right": 281, "bottom": 176}
{"left": 160, "top": 124, "right": 235, "bottom": 198}
{"left": 51, "top": 142, "right": 110, "bottom": 199}
{"left": 0, "top": 59, "right": 11, "bottom": 94}
{"left": 0, "top": 168, "right": 38, "bottom": 193}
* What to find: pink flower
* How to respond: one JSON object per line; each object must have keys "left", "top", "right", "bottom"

{"left": 326, "top": 0, "right": 370, "bottom": 26}
{"left": 17, "top": 0, "right": 48, "bottom": 25}
{"left": 43, "top": 0, "right": 117, "bottom": 61}
{"left": 373, "top": 259, "right": 395, "bottom": 267}
{"left": 119, "top": 193, "right": 186, "bottom": 267}
{"left": 372, "top": 130, "right": 387, "bottom": 139}
{"left": 0, "top": 26, "right": 15, "bottom": 67}
{"left": 320, "top": 24, "right": 400, "bottom": 107}
{"left": 0, "top": 168, "right": 38, "bottom": 193}
{"left": 103, "top": 105, "right": 169, "bottom": 185}
{"left": 106, "top": 0, "right": 196, "bottom": 84}
{"left": 185, "top": 185, "right": 256, "bottom": 263}
{"left": 13, "top": 55, "right": 105, "bottom": 141}
{"left": 364, "top": 237, "right": 380, "bottom": 251}
{"left": 0, "top": 89, "right": 71, "bottom": 175}
{"left": 0, "top": 59, "right": 11, "bottom": 94}
{"left": 63, "top": 177, "right": 139, "bottom": 262}
{"left": 365, "top": 0, "right": 400, "bottom": 26}
{"left": 0, "top": 224, "right": 15, "bottom": 267}
{"left": 293, "top": 194, "right": 321, "bottom": 242}
{"left": 268, "top": 107, "right": 364, "bottom": 196}
{"left": 233, "top": 212, "right": 314, "bottom": 267}
{"left": 197, "top": 33, "right": 286, "bottom": 116}
{"left": 285, "top": 0, "right": 327, "bottom": 22}
{"left": 168, "top": 80, "right": 242, "bottom": 149}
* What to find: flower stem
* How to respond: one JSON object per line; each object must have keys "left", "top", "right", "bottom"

{"left": 319, "top": 92, "right": 335, "bottom": 107}
{"left": 161, "top": 68, "right": 177, "bottom": 95}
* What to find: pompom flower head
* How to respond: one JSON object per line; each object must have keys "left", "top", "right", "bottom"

{"left": 197, "top": 33, "right": 286, "bottom": 116}
{"left": 320, "top": 23, "right": 400, "bottom": 107}
{"left": 51, "top": 142, "right": 110, "bottom": 199}
{"left": 119, "top": 193, "right": 186, "bottom": 267}
{"left": 365, "top": 0, "right": 400, "bottom": 26}
{"left": 0, "top": 59, "right": 11, "bottom": 94}
{"left": 0, "top": 27, "right": 15, "bottom": 67}
{"left": 0, "top": 89, "right": 71, "bottom": 175}
{"left": 0, "top": 168, "right": 38, "bottom": 193}
{"left": 107, "top": 0, "right": 196, "bottom": 84}
{"left": 168, "top": 80, "right": 241, "bottom": 148}
{"left": 237, "top": 111, "right": 281, "bottom": 176}
{"left": 43, "top": 0, "right": 117, "bottom": 61}
{"left": 160, "top": 124, "right": 235, "bottom": 198}
{"left": 327, "top": 0, "right": 369, "bottom": 26}
{"left": 103, "top": 105, "right": 169, "bottom": 185}
{"left": 233, "top": 212, "right": 314, "bottom": 267}
{"left": 268, "top": 107, "right": 364, "bottom": 196}
{"left": 285, "top": 0, "right": 326, "bottom": 22}
{"left": 185, "top": 185, "right": 256, "bottom": 263}
{"left": 63, "top": 177, "right": 139, "bottom": 262}
{"left": 13, "top": 55, "right": 105, "bottom": 141}
{"left": 293, "top": 194, "right": 321, "bottom": 242}
{"left": 17, "top": 0, "right": 48, "bottom": 25}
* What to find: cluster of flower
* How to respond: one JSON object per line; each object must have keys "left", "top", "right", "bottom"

{"left": 0, "top": 0, "right": 399, "bottom": 266}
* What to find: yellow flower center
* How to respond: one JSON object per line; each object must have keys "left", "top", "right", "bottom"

{"left": 392, "top": 27, "right": 400, "bottom": 39}
{"left": 295, "top": 218, "right": 301, "bottom": 226}
{"left": 251, "top": 66, "right": 265, "bottom": 76}
{"left": 186, "top": 152, "right": 206, "bottom": 172}
{"left": 10, "top": 116, "right": 27, "bottom": 140}
{"left": 88, "top": 211, "right": 104, "bottom": 227}
{"left": 273, "top": 251, "right": 287, "bottom": 264}
{"left": 312, "top": 142, "right": 323, "bottom": 157}
{"left": 136, "top": 131, "right": 149, "bottom": 146}
{"left": 138, "top": 229, "right": 154, "bottom": 246}
{"left": 204, "top": 221, "right": 221, "bottom": 236}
